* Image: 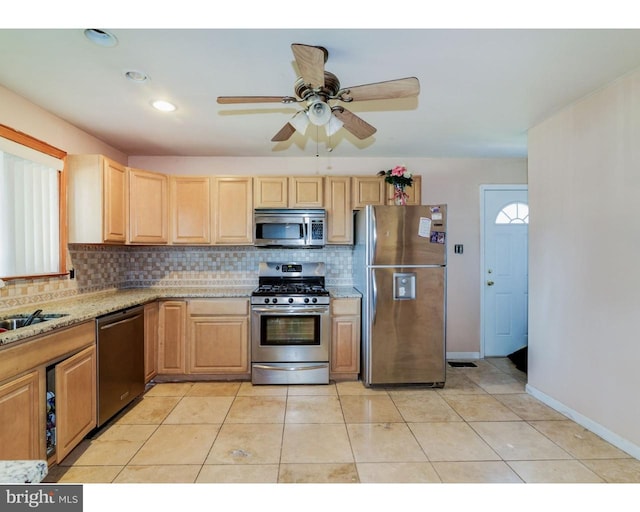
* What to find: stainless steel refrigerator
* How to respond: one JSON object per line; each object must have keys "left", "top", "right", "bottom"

{"left": 354, "top": 205, "right": 447, "bottom": 386}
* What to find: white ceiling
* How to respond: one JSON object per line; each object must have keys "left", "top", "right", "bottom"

{"left": 1, "top": 28, "right": 640, "bottom": 159}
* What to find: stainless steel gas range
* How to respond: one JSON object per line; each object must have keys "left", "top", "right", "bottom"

{"left": 251, "top": 262, "right": 330, "bottom": 385}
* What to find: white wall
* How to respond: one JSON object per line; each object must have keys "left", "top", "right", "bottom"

{"left": 0, "top": 85, "right": 127, "bottom": 162}
{"left": 528, "top": 68, "right": 640, "bottom": 455}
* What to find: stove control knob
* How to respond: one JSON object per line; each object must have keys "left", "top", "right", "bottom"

{"left": 288, "top": 298, "right": 294, "bottom": 304}
{"left": 312, "top": 297, "right": 318, "bottom": 304}
{"left": 272, "top": 298, "right": 278, "bottom": 304}
{"left": 304, "top": 298, "right": 310, "bottom": 304}
{"left": 264, "top": 298, "right": 270, "bottom": 304}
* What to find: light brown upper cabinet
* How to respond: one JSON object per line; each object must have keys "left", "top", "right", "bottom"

{"left": 352, "top": 176, "right": 386, "bottom": 208}
{"left": 212, "top": 176, "right": 253, "bottom": 244}
{"left": 254, "top": 176, "right": 323, "bottom": 208}
{"left": 253, "top": 176, "right": 287, "bottom": 208}
{"left": 170, "top": 176, "right": 211, "bottom": 244}
{"left": 67, "top": 154, "right": 127, "bottom": 243}
{"left": 128, "top": 167, "right": 169, "bottom": 244}
{"left": 386, "top": 175, "right": 422, "bottom": 205}
{"left": 325, "top": 176, "right": 353, "bottom": 244}
{"left": 288, "top": 176, "right": 324, "bottom": 207}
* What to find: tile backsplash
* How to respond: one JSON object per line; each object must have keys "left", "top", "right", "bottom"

{"left": 0, "top": 244, "right": 355, "bottom": 309}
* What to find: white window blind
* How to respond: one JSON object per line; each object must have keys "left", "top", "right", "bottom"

{"left": 0, "top": 138, "right": 63, "bottom": 277}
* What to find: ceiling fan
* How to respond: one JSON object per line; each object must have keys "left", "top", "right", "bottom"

{"left": 217, "top": 43, "right": 420, "bottom": 143}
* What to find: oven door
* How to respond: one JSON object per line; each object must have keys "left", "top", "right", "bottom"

{"left": 251, "top": 305, "right": 329, "bottom": 363}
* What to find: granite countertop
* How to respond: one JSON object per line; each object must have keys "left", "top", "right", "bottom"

{"left": 0, "top": 460, "right": 48, "bottom": 483}
{"left": 0, "top": 286, "right": 361, "bottom": 347}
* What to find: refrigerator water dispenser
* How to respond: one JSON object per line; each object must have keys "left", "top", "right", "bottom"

{"left": 393, "top": 272, "right": 416, "bottom": 300}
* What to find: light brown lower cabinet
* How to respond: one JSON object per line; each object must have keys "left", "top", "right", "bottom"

{"left": 158, "top": 300, "right": 187, "bottom": 374}
{"left": 188, "top": 299, "right": 249, "bottom": 375}
{"left": 330, "top": 298, "right": 361, "bottom": 381}
{"left": 144, "top": 302, "right": 159, "bottom": 382}
{"left": 54, "top": 345, "right": 96, "bottom": 462}
{"left": 0, "top": 370, "right": 41, "bottom": 460}
{"left": 157, "top": 298, "right": 250, "bottom": 378}
{"left": 0, "top": 321, "right": 96, "bottom": 463}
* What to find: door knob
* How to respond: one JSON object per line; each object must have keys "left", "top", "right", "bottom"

{"left": 487, "top": 280, "right": 495, "bottom": 286}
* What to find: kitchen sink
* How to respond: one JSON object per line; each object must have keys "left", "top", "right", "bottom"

{"left": 0, "top": 313, "right": 69, "bottom": 331}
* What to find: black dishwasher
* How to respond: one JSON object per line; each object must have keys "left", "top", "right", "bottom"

{"left": 96, "top": 305, "right": 145, "bottom": 427}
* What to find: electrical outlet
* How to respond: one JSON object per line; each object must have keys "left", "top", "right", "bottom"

{"left": 69, "top": 268, "right": 75, "bottom": 279}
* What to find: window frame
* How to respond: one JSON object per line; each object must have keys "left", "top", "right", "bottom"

{"left": 0, "top": 123, "right": 68, "bottom": 280}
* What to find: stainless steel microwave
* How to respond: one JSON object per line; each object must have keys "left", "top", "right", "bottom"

{"left": 254, "top": 209, "right": 326, "bottom": 248}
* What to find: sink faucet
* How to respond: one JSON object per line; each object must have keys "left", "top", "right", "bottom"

{"left": 24, "top": 309, "right": 43, "bottom": 326}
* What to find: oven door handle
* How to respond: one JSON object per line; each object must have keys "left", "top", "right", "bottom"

{"left": 251, "top": 306, "right": 329, "bottom": 314}
{"left": 253, "top": 364, "right": 328, "bottom": 372}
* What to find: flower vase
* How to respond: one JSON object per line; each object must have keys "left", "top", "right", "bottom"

{"left": 393, "top": 184, "right": 407, "bottom": 205}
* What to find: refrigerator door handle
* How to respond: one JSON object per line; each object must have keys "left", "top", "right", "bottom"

{"left": 371, "top": 206, "right": 377, "bottom": 258}
{"left": 371, "top": 270, "right": 378, "bottom": 325}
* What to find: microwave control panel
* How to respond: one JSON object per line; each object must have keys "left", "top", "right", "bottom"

{"left": 311, "top": 220, "right": 324, "bottom": 240}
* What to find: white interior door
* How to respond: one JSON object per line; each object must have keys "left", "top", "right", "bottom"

{"left": 482, "top": 186, "right": 528, "bottom": 357}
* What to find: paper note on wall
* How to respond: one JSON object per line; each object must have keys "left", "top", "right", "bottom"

{"left": 418, "top": 217, "right": 432, "bottom": 238}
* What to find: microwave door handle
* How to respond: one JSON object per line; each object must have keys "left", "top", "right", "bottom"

{"left": 303, "top": 221, "right": 309, "bottom": 244}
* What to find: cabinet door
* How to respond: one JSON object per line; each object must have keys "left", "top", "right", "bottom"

{"left": 289, "top": 177, "right": 324, "bottom": 207}
{"left": 254, "top": 176, "right": 288, "bottom": 208}
{"left": 325, "top": 176, "right": 353, "bottom": 244}
{"left": 213, "top": 177, "right": 253, "bottom": 244}
{"left": 128, "top": 168, "right": 169, "bottom": 244}
{"left": 144, "top": 302, "right": 159, "bottom": 382}
{"left": 352, "top": 177, "right": 386, "bottom": 208}
{"left": 103, "top": 158, "right": 128, "bottom": 242}
{"left": 55, "top": 345, "right": 97, "bottom": 462}
{"left": 330, "top": 298, "right": 361, "bottom": 379}
{"left": 170, "top": 176, "right": 211, "bottom": 244}
{"left": 386, "top": 175, "right": 422, "bottom": 205}
{"left": 188, "top": 316, "right": 249, "bottom": 374}
{"left": 158, "top": 301, "right": 187, "bottom": 374}
{"left": 331, "top": 316, "right": 360, "bottom": 375}
{"left": 0, "top": 370, "right": 42, "bottom": 460}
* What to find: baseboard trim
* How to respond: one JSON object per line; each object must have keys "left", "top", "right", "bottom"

{"left": 446, "top": 352, "right": 481, "bottom": 360}
{"left": 526, "top": 384, "right": 640, "bottom": 460}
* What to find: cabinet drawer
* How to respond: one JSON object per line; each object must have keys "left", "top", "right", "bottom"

{"left": 0, "top": 322, "right": 95, "bottom": 383}
{"left": 331, "top": 298, "right": 361, "bottom": 316}
{"left": 188, "top": 298, "right": 249, "bottom": 316}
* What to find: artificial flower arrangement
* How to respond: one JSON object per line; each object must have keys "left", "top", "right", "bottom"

{"left": 377, "top": 165, "right": 413, "bottom": 204}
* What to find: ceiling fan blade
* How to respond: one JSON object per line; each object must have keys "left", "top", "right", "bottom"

{"left": 332, "top": 109, "right": 377, "bottom": 140}
{"left": 342, "top": 77, "right": 420, "bottom": 101}
{"left": 291, "top": 43, "right": 326, "bottom": 89}
{"left": 217, "top": 96, "right": 296, "bottom": 104}
{"left": 271, "top": 122, "right": 296, "bottom": 142}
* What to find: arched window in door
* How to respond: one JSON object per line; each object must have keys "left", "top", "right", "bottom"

{"left": 495, "top": 202, "right": 529, "bottom": 224}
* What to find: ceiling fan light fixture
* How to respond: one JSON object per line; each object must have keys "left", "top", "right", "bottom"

{"left": 325, "top": 114, "right": 344, "bottom": 137}
{"left": 290, "top": 110, "right": 310, "bottom": 134}
{"left": 307, "top": 98, "right": 332, "bottom": 126}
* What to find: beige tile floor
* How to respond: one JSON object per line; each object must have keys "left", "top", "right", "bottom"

{"left": 44, "top": 358, "right": 640, "bottom": 484}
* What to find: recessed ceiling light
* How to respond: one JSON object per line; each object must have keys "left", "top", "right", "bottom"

{"left": 152, "top": 100, "right": 177, "bottom": 112}
{"left": 84, "top": 29, "right": 118, "bottom": 48}
{"left": 124, "top": 70, "right": 149, "bottom": 83}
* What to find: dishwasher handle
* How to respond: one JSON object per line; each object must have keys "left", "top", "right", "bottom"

{"left": 98, "top": 313, "right": 143, "bottom": 331}
{"left": 97, "top": 305, "right": 144, "bottom": 329}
